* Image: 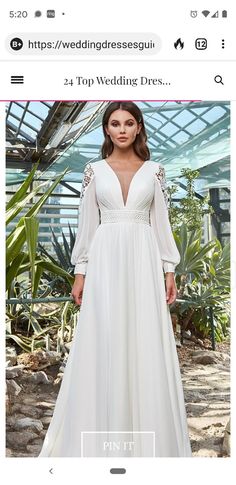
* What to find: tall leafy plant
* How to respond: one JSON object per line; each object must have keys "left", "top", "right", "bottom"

{"left": 6, "top": 162, "right": 73, "bottom": 297}
{"left": 6, "top": 163, "right": 76, "bottom": 354}
{"left": 168, "top": 167, "right": 214, "bottom": 231}
{"left": 172, "top": 224, "right": 230, "bottom": 341}
{"left": 37, "top": 224, "right": 76, "bottom": 294}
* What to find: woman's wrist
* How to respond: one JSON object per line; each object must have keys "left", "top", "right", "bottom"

{"left": 74, "top": 273, "right": 85, "bottom": 280}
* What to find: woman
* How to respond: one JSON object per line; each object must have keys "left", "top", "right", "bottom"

{"left": 39, "top": 101, "right": 192, "bottom": 458}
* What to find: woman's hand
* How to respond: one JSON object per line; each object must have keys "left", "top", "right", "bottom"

{"left": 165, "top": 272, "right": 178, "bottom": 305}
{"left": 71, "top": 274, "right": 85, "bottom": 305}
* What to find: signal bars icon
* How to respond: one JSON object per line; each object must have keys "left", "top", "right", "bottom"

{"left": 202, "top": 10, "right": 227, "bottom": 18}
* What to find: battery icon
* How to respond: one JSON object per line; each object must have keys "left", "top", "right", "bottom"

{"left": 222, "top": 10, "right": 227, "bottom": 18}
{"left": 47, "top": 10, "right": 55, "bottom": 18}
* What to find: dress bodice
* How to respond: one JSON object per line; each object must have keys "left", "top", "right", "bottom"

{"left": 102, "top": 160, "right": 149, "bottom": 208}
{"left": 71, "top": 159, "right": 180, "bottom": 275}
{"left": 81, "top": 159, "right": 168, "bottom": 213}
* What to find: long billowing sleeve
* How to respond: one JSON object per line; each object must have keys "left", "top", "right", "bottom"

{"left": 150, "top": 163, "right": 180, "bottom": 273}
{"left": 71, "top": 163, "right": 100, "bottom": 275}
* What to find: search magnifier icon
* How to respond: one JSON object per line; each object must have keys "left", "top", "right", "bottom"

{"left": 214, "top": 75, "right": 224, "bottom": 85}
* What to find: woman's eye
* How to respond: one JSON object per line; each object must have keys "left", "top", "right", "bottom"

{"left": 110, "top": 122, "right": 134, "bottom": 127}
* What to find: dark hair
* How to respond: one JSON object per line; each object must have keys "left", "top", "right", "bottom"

{"left": 101, "top": 101, "right": 150, "bottom": 161}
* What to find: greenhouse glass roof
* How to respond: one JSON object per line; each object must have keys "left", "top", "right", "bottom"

{"left": 6, "top": 100, "right": 230, "bottom": 194}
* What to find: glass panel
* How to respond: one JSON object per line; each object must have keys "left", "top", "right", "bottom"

{"left": 159, "top": 122, "right": 179, "bottom": 136}
{"left": 185, "top": 118, "right": 207, "bottom": 135}
{"left": 221, "top": 236, "right": 230, "bottom": 246}
{"left": 21, "top": 123, "right": 38, "bottom": 139}
{"left": 28, "top": 101, "right": 51, "bottom": 118}
{"left": 23, "top": 112, "right": 43, "bottom": 131}
{"left": 221, "top": 222, "right": 230, "bottom": 232}
{"left": 172, "top": 109, "right": 195, "bottom": 126}
{"left": 9, "top": 102, "right": 25, "bottom": 118}
{"left": 171, "top": 131, "right": 190, "bottom": 143}
{"left": 201, "top": 106, "right": 226, "bottom": 123}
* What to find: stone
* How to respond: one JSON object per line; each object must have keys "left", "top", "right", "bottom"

{"left": 195, "top": 448, "right": 219, "bottom": 457}
{"left": 192, "top": 353, "right": 218, "bottom": 365}
{"left": 11, "top": 451, "right": 29, "bottom": 457}
{"left": 187, "top": 415, "right": 229, "bottom": 432}
{"left": 17, "top": 350, "right": 61, "bottom": 370}
{"left": 6, "top": 430, "right": 39, "bottom": 447}
{"left": 186, "top": 403, "right": 209, "bottom": 415}
{"left": 6, "top": 379, "right": 22, "bottom": 397}
{"left": 191, "top": 350, "right": 230, "bottom": 365}
{"left": 41, "top": 416, "right": 52, "bottom": 426}
{"left": 183, "top": 330, "right": 191, "bottom": 338}
{"left": 6, "top": 347, "right": 17, "bottom": 366}
{"left": 11, "top": 403, "right": 43, "bottom": 418}
{"left": 6, "top": 365, "right": 25, "bottom": 379}
{"left": 35, "top": 400, "right": 55, "bottom": 409}
{"left": 214, "top": 437, "right": 223, "bottom": 445}
{"left": 6, "top": 414, "right": 25, "bottom": 427}
{"left": 26, "top": 444, "right": 43, "bottom": 454}
{"left": 202, "top": 422, "right": 224, "bottom": 430}
{"left": 14, "top": 417, "right": 44, "bottom": 433}
{"left": 184, "top": 390, "right": 208, "bottom": 402}
{"left": 222, "top": 418, "right": 230, "bottom": 455}
{"left": 22, "top": 371, "right": 53, "bottom": 385}
{"left": 54, "top": 374, "right": 63, "bottom": 385}
{"left": 196, "top": 339, "right": 204, "bottom": 346}
{"left": 42, "top": 409, "right": 54, "bottom": 416}
{"left": 6, "top": 383, "right": 11, "bottom": 416}
{"left": 22, "top": 396, "right": 38, "bottom": 406}
{"left": 30, "top": 438, "right": 44, "bottom": 445}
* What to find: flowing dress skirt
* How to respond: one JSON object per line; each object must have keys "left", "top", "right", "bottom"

{"left": 39, "top": 221, "right": 192, "bottom": 457}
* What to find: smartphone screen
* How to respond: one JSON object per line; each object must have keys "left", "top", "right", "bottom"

{"left": 1, "top": 0, "right": 234, "bottom": 482}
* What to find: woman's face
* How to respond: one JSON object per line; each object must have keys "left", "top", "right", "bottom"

{"left": 105, "top": 109, "right": 141, "bottom": 149}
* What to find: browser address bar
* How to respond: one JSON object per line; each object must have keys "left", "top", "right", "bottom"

{"left": 6, "top": 33, "right": 161, "bottom": 55}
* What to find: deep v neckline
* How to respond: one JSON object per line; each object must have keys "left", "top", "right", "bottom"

{"left": 103, "top": 159, "right": 148, "bottom": 208}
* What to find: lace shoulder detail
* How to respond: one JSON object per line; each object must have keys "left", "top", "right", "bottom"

{"left": 155, "top": 165, "right": 169, "bottom": 209}
{"left": 80, "top": 163, "right": 94, "bottom": 204}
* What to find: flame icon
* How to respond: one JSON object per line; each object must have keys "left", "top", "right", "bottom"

{"left": 174, "top": 38, "right": 184, "bottom": 50}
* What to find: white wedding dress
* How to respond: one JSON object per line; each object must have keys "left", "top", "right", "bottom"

{"left": 38, "top": 159, "right": 192, "bottom": 458}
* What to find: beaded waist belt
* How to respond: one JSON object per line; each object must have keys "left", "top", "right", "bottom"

{"left": 100, "top": 209, "right": 150, "bottom": 225}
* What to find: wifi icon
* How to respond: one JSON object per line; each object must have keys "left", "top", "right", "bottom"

{"left": 202, "top": 10, "right": 210, "bottom": 17}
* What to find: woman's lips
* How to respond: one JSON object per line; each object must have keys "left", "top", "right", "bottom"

{"left": 118, "top": 137, "right": 128, "bottom": 141}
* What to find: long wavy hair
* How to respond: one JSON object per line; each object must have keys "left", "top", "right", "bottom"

{"left": 101, "top": 102, "right": 150, "bottom": 161}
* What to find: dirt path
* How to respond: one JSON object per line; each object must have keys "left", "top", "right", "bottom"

{"left": 177, "top": 340, "right": 230, "bottom": 457}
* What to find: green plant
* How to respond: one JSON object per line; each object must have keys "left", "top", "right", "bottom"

{"left": 168, "top": 168, "right": 214, "bottom": 231}
{"left": 37, "top": 224, "right": 76, "bottom": 294}
{"left": 172, "top": 223, "right": 230, "bottom": 341}
{"left": 6, "top": 162, "right": 73, "bottom": 296}
{"left": 6, "top": 292, "right": 78, "bottom": 353}
{"left": 6, "top": 163, "right": 77, "bottom": 354}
